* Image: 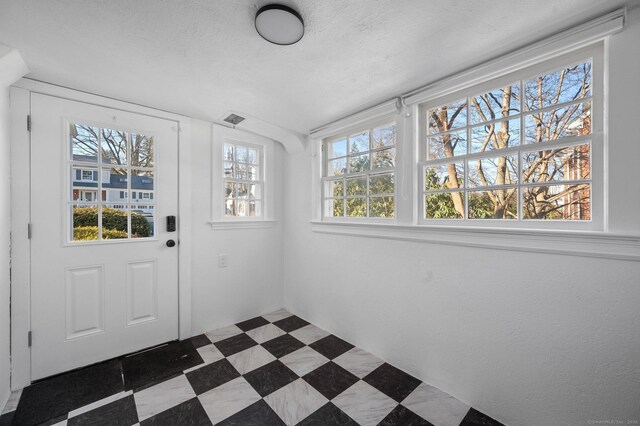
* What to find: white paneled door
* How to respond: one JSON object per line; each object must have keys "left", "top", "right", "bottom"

{"left": 30, "top": 94, "right": 179, "bottom": 380}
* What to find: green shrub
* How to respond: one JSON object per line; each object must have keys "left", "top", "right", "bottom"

{"left": 73, "top": 226, "right": 128, "bottom": 240}
{"left": 73, "top": 206, "right": 151, "bottom": 237}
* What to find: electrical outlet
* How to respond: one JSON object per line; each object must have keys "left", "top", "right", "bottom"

{"left": 218, "top": 254, "right": 228, "bottom": 268}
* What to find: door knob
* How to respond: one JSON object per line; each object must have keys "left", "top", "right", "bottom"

{"left": 166, "top": 239, "right": 176, "bottom": 247}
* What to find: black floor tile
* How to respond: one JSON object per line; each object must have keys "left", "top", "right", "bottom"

{"left": 190, "top": 334, "right": 212, "bottom": 349}
{"left": 243, "top": 360, "right": 299, "bottom": 397}
{"left": 236, "top": 316, "right": 269, "bottom": 332}
{"left": 214, "top": 333, "right": 258, "bottom": 357}
{"left": 68, "top": 394, "right": 138, "bottom": 426}
{"left": 459, "top": 408, "right": 505, "bottom": 426}
{"left": 297, "top": 402, "right": 359, "bottom": 426}
{"left": 12, "top": 359, "right": 123, "bottom": 426}
{"left": 378, "top": 405, "right": 434, "bottom": 425}
{"left": 309, "top": 335, "right": 354, "bottom": 360}
{"left": 272, "top": 315, "right": 309, "bottom": 332}
{"left": 140, "top": 397, "right": 212, "bottom": 426}
{"left": 216, "top": 400, "right": 285, "bottom": 426}
{"left": 302, "top": 362, "right": 359, "bottom": 400}
{"left": 0, "top": 412, "right": 14, "bottom": 426}
{"left": 185, "top": 358, "right": 241, "bottom": 395}
{"left": 261, "top": 334, "right": 305, "bottom": 358}
{"left": 363, "top": 363, "right": 422, "bottom": 402}
{"left": 122, "top": 340, "right": 203, "bottom": 391}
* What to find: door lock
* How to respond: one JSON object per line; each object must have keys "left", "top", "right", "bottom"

{"left": 166, "top": 239, "right": 176, "bottom": 248}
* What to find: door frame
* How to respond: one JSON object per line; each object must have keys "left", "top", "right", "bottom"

{"left": 9, "top": 79, "right": 193, "bottom": 389}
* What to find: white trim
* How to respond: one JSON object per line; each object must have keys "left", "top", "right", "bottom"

{"left": 403, "top": 8, "right": 625, "bottom": 106}
{"left": 310, "top": 98, "right": 400, "bottom": 139}
{"left": 208, "top": 220, "right": 276, "bottom": 230}
{"left": 9, "top": 80, "right": 193, "bottom": 387}
{"left": 310, "top": 221, "right": 640, "bottom": 262}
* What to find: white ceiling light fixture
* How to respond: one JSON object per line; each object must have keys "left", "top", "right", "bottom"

{"left": 255, "top": 4, "right": 304, "bottom": 45}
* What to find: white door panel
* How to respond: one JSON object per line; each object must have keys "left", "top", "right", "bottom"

{"left": 30, "top": 94, "right": 179, "bottom": 380}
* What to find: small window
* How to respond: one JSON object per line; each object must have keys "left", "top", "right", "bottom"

{"left": 322, "top": 121, "right": 396, "bottom": 219}
{"left": 420, "top": 57, "right": 596, "bottom": 225}
{"left": 81, "top": 170, "right": 94, "bottom": 181}
{"left": 223, "top": 142, "right": 263, "bottom": 217}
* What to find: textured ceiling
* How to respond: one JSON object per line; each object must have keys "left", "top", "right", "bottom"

{"left": 0, "top": 0, "right": 630, "bottom": 134}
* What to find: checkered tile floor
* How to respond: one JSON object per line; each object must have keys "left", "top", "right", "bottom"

{"left": 1, "top": 309, "right": 504, "bottom": 426}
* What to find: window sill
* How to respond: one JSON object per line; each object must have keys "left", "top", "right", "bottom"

{"left": 209, "top": 220, "right": 276, "bottom": 230}
{"left": 310, "top": 221, "right": 640, "bottom": 262}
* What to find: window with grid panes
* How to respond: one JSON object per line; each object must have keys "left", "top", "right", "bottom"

{"left": 223, "top": 142, "right": 263, "bottom": 217}
{"left": 420, "top": 56, "right": 596, "bottom": 224}
{"left": 322, "top": 121, "right": 396, "bottom": 219}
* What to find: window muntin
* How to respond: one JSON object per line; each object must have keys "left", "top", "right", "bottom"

{"left": 223, "top": 142, "right": 263, "bottom": 217}
{"left": 69, "top": 123, "right": 156, "bottom": 241}
{"left": 421, "top": 59, "right": 594, "bottom": 223}
{"left": 322, "top": 122, "right": 396, "bottom": 219}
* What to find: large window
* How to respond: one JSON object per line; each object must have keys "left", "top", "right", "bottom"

{"left": 223, "top": 142, "right": 263, "bottom": 217}
{"left": 322, "top": 121, "right": 396, "bottom": 219}
{"left": 420, "top": 57, "right": 596, "bottom": 225}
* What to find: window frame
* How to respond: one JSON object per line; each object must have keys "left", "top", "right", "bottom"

{"left": 221, "top": 140, "right": 265, "bottom": 220}
{"left": 321, "top": 117, "right": 398, "bottom": 223}
{"left": 417, "top": 44, "right": 604, "bottom": 230}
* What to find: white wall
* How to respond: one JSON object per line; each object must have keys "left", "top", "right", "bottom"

{"left": 0, "top": 85, "right": 11, "bottom": 408}
{"left": 282, "top": 8, "right": 640, "bottom": 426}
{"left": 189, "top": 119, "right": 284, "bottom": 334}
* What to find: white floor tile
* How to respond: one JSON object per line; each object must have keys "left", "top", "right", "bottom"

{"left": 280, "top": 346, "right": 329, "bottom": 377}
{"left": 227, "top": 345, "right": 276, "bottom": 374}
{"left": 198, "top": 377, "right": 261, "bottom": 424}
{"left": 333, "top": 381, "right": 398, "bottom": 426}
{"left": 402, "top": 383, "right": 470, "bottom": 426}
{"left": 333, "top": 347, "right": 385, "bottom": 379}
{"left": 68, "top": 390, "right": 133, "bottom": 418}
{"left": 264, "top": 379, "right": 327, "bottom": 426}
{"left": 262, "top": 309, "right": 292, "bottom": 323}
{"left": 289, "top": 324, "right": 330, "bottom": 345}
{"left": 205, "top": 324, "right": 243, "bottom": 343}
{"left": 133, "top": 375, "right": 196, "bottom": 421}
{"left": 245, "top": 324, "right": 286, "bottom": 344}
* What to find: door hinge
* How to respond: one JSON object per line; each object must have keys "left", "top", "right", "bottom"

{"left": 27, "top": 115, "right": 31, "bottom": 132}
{"left": 28, "top": 331, "right": 32, "bottom": 347}
{"left": 27, "top": 223, "right": 32, "bottom": 239}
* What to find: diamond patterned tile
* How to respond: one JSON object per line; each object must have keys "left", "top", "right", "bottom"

{"left": 261, "top": 334, "right": 306, "bottom": 358}
{"left": 402, "top": 383, "right": 470, "bottom": 426}
{"left": 245, "top": 323, "right": 286, "bottom": 344}
{"left": 139, "top": 397, "right": 211, "bottom": 426}
{"left": 302, "top": 362, "right": 359, "bottom": 400}
{"left": 262, "top": 309, "right": 293, "bottom": 323}
{"left": 379, "top": 404, "right": 435, "bottom": 425}
{"left": 264, "top": 379, "right": 328, "bottom": 426}
{"left": 363, "top": 363, "right": 422, "bottom": 402}
{"left": 227, "top": 345, "right": 277, "bottom": 374}
{"left": 67, "top": 394, "right": 138, "bottom": 426}
{"left": 280, "top": 346, "right": 330, "bottom": 377}
{"left": 459, "top": 407, "right": 505, "bottom": 426}
{"left": 216, "top": 400, "right": 285, "bottom": 426}
{"left": 243, "top": 360, "right": 299, "bottom": 398}
{"left": 190, "top": 334, "right": 212, "bottom": 349}
{"left": 333, "top": 347, "right": 385, "bottom": 379}
{"left": 289, "top": 324, "right": 330, "bottom": 345}
{"left": 205, "top": 324, "right": 243, "bottom": 343}
{"left": 236, "top": 316, "right": 270, "bottom": 332}
{"left": 134, "top": 374, "right": 196, "bottom": 422}
{"left": 308, "top": 335, "right": 354, "bottom": 360}
{"left": 332, "top": 381, "right": 398, "bottom": 426}
{"left": 197, "top": 377, "right": 261, "bottom": 425}
{"left": 185, "top": 359, "right": 240, "bottom": 395}
{"left": 272, "top": 315, "right": 309, "bottom": 332}
{"left": 196, "top": 344, "right": 225, "bottom": 365}
{"left": 296, "top": 402, "right": 359, "bottom": 426}
{"left": 214, "top": 333, "right": 258, "bottom": 357}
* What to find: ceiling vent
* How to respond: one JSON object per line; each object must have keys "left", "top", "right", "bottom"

{"left": 223, "top": 113, "right": 246, "bottom": 125}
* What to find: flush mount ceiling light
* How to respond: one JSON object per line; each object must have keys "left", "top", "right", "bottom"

{"left": 255, "top": 4, "right": 304, "bottom": 45}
